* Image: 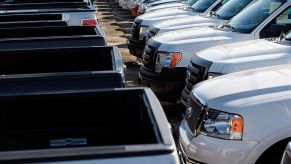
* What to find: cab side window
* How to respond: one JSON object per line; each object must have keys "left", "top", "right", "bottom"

{"left": 260, "top": 6, "right": 291, "bottom": 38}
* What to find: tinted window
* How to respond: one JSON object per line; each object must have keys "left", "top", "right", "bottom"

{"left": 185, "top": 0, "right": 199, "bottom": 5}
{"left": 227, "top": 0, "right": 286, "bottom": 33}
{"left": 216, "top": 0, "right": 254, "bottom": 20}
{"left": 191, "top": 0, "right": 217, "bottom": 12}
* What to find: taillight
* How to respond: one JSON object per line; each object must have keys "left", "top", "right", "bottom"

{"left": 130, "top": 5, "right": 139, "bottom": 16}
{"left": 81, "top": 19, "right": 97, "bottom": 26}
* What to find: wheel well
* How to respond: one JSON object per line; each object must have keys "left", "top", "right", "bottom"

{"left": 256, "top": 137, "right": 291, "bottom": 164}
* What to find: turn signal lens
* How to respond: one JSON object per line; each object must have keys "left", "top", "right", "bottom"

{"left": 170, "top": 53, "right": 182, "bottom": 67}
{"left": 231, "top": 116, "right": 243, "bottom": 139}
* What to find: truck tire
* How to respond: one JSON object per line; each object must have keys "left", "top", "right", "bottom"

{"left": 256, "top": 138, "right": 291, "bottom": 164}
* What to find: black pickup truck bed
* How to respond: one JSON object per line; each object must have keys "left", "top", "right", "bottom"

{"left": 0, "top": 13, "right": 69, "bottom": 28}
{"left": 0, "top": 0, "right": 90, "bottom": 10}
{"left": 0, "top": 0, "right": 95, "bottom": 15}
{"left": 0, "top": 88, "right": 177, "bottom": 163}
{"left": 0, "top": 46, "right": 124, "bottom": 94}
{"left": 0, "top": 26, "right": 106, "bottom": 49}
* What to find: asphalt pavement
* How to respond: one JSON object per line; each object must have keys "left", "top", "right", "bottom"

{"left": 95, "top": 0, "right": 184, "bottom": 143}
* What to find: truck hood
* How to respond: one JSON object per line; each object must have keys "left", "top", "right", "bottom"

{"left": 153, "top": 15, "right": 224, "bottom": 33}
{"left": 147, "top": 0, "right": 180, "bottom": 7}
{"left": 146, "top": 2, "right": 186, "bottom": 12}
{"left": 194, "top": 64, "right": 291, "bottom": 112}
{"left": 196, "top": 39, "right": 291, "bottom": 74}
{"left": 138, "top": 8, "right": 196, "bottom": 26}
{"left": 151, "top": 26, "right": 251, "bottom": 66}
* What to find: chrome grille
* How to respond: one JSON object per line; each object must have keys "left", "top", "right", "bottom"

{"left": 131, "top": 22, "right": 140, "bottom": 40}
{"left": 181, "top": 61, "right": 208, "bottom": 105}
{"left": 147, "top": 29, "right": 157, "bottom": 39}
{"left": 185, "top": 93, "right": 206, "bottom": 137}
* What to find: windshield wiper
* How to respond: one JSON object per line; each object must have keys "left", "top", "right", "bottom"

{"left": 182, "top": 5, "right": 192, "bottom": 11}
{"left": 222, "top": 24, "right": 235, "bottom": 31}
{"left": 209, "top": 11, "right": 220, "bottom": 19}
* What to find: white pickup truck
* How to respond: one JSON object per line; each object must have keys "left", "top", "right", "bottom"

{"left": 181, "top": 32, "right": 291, "bottom": 106}
{"left": 139, "top": 0, "right": 291, "bottom": 102}
{"left": 145, "top": 0, "right": 194, "bottom": 13}
{"left": 129, "top": 0, "right": 224, "bottom": 58}
{"left": 147, "top": 0, "right": 255, "bottom": 37}
{"left": 137, "top": 0, "right": 183, "bottom": 15}
{"left": 179, "top": 64, "right": 291, "bottom": 164}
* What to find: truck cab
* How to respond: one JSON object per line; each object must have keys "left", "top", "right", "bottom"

{"left": 129, "top": 0, "right": 221, "bottom": 58}
{"left": 180, "top": 64, "right": 291, "bottom": 164}
{"left": 148, "top": 0, "right": 256, "bottom": 38}
{"left": 139, "top": 0, "right": 291, "bottom": 102}
{"left": 181, "top": 31, "right": 291, "bottom": 106}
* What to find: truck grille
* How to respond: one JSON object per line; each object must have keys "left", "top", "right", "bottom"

{"left": 181, "top": 61, "right": 208, "bottom": 105}
{"left": 142, "top": 44, "right": 157, "bottom": 70}
{"left": 147, "top": 29, "right": 157, "bottom": 39}
{"left": 131, "top": 22, "right": 140, "bottom": 40}
{"left": 185, "top": 93, "right": 206, "bottom": 137}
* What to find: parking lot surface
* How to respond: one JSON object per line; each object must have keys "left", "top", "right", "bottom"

{"left": 95, "top": 0, "right": 183, "bottom": 142}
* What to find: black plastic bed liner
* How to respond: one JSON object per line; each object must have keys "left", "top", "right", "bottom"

{"left": 0, "top": 88, "right": 173, "bottom": 163}
{"left": 0, "top": 2, "right": 89, "bottom": 10}
{"left": 0, "top": 13, "right": 62, "bottom": 22}
{"left": 0, "top": 26, "right": 105, "bottom": 49}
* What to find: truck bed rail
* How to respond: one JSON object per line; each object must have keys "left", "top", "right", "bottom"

{"left": 0, "top": 2, "right": 89, "bottom": 10}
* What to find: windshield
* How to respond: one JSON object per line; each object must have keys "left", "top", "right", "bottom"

{"left": 215, "top": 0, "right": 253, "bottom": 20}
{"left": 191, "top": 0, "right": 216, "bottom": 12}
{"left": 226, "top": 0, "right": 286, "bottom": 33}
{"left": 184, "top": 0, "right": 198, "bottom": 5}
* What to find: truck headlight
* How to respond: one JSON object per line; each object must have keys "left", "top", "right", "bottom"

{"left": 139, "top": 26, "right": 148, "bottom": 40}
{"left": 155, "top": 52, "right": 182, "bottom": 73}
{"left": 201, "top": 109, "right": 243, "bottom": 140}
{"left": 208, "top": 72, "right": 223, "bottom": 79}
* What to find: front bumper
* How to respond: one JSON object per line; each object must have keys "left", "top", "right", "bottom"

{"left": 179, "top": 119, "right": 258, "bottom": 164}
{"left": 139, "top": 66, "right": 186, "bottom": 102}
{"left": 128, "top": 38, "right": 146, "bottom": 58}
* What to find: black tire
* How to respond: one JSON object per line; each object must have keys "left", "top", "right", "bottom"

{"left": 256, "top": 138, "right": 291, "bottom": 164}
